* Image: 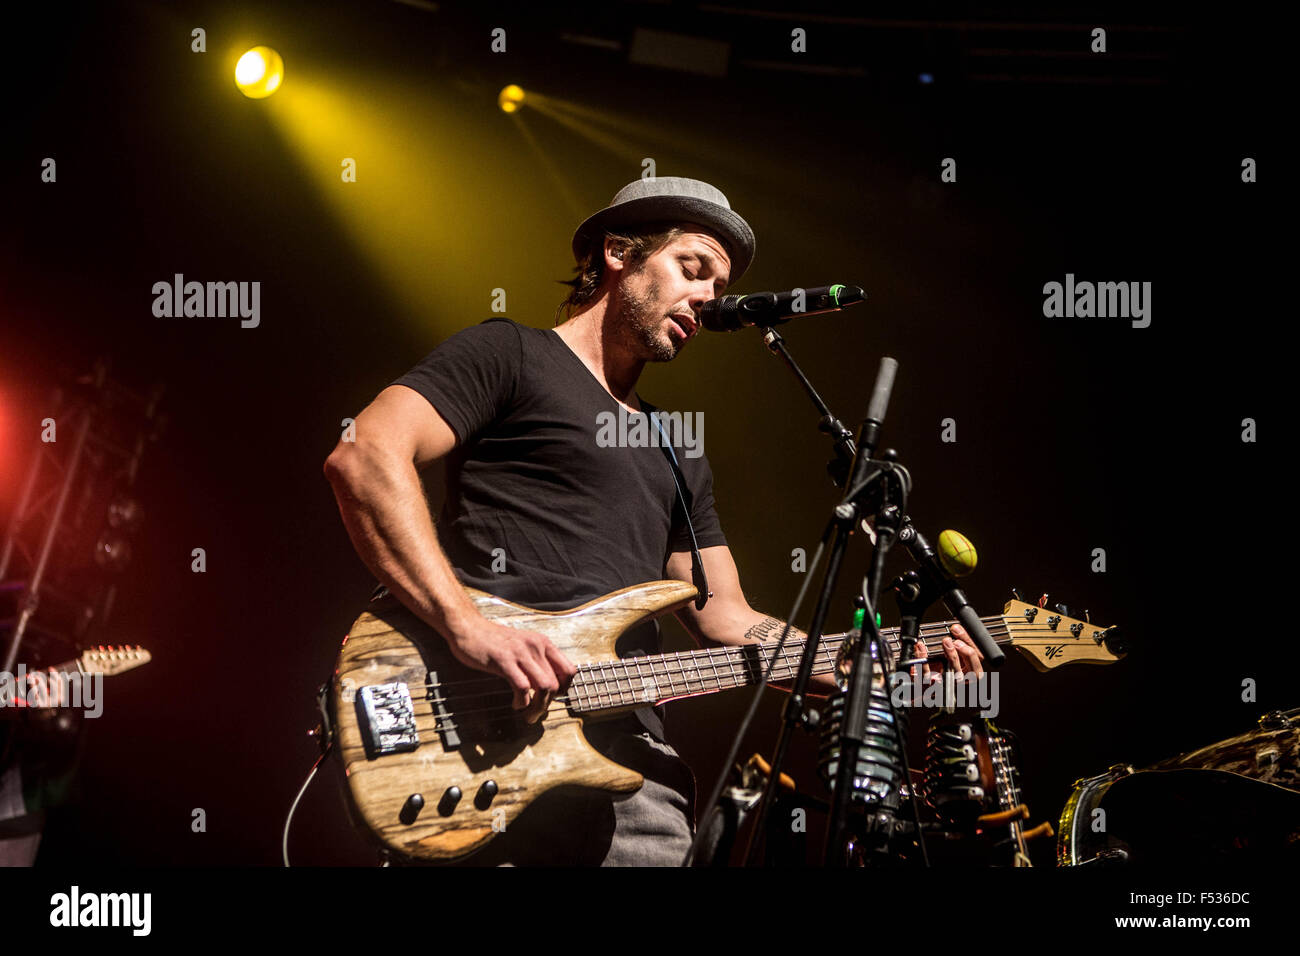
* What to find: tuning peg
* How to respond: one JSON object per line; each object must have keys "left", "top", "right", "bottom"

{"left": 1011, "top": 587, "right": 1024, "bottom": 602}
{"left": 1082, "top": 609, "right": 1090, "bottom": 624}
{"left": 1055, "top": 603, "right": 1071, "bottom": 618}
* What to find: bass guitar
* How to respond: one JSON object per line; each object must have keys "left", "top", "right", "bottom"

{"left": 330, "top": 581, "right": 1120, "bottom": 862}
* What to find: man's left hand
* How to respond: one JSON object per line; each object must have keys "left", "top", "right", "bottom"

{"left": 915, "top": 622, "right": 984, "bottom": 681}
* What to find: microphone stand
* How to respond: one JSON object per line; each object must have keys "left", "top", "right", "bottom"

{"left": 759, "top": 326, "right": 857, "bottom": 487}
{"left": 741, "top": 338, "right": 913, "bottom": 866}
{"left": 820, "top": 380, "right": 910, "bottom": 866}
{"left": 720, "top": 323, "right": 1003, "bottom": 866}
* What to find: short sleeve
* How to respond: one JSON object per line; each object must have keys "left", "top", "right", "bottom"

{"left": 669, "top": 453, "right": 728, "bottom": 554}
{"left": 390, "top": 318, "right": 523, "bottom": 444}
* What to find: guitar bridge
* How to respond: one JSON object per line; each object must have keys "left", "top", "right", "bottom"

{"left": 357, "top": 682, "right": 419, "bottom": 757}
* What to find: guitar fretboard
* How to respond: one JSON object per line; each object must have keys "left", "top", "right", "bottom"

{"left": 566, "top": 616, "right": 1016, "bottom": 714}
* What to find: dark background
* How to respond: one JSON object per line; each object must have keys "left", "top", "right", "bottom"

{"left": 0, "top": 1, "right": 1279, "bottom": 866}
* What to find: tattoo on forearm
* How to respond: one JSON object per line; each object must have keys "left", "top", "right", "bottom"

{"left": 744, "top": 617, "right": 785, "bottom": 643}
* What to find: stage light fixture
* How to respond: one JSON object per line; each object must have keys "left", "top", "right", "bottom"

{"left": 236, "top": 46, "right": 284, "bottom": 99}
{"left": 498, "top": 84, "right": 525, "bottom": 113}
{"left": 93, "top": 533, "right": 132, "bottom": 573}
{"left": 106, "top": 495, "right": 142, "bottom": 531}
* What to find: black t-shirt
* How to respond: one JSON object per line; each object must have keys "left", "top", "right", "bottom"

{"left": 391, "top": 317, "right": 727, "bottom": 658}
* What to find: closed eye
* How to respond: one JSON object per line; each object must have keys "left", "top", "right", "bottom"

{"left": 682, "top": 257, "right": 726, "bottom": 293}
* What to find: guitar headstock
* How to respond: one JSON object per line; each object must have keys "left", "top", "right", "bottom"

{"left": 1001, "top": 598, "right": 1125, "bottom": 671}
{"left": 78, "top": 645, "right": 152, "bottom": 677}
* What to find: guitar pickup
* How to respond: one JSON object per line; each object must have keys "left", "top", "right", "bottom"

{"left": 357, "top": 682, "right": 419, "bottom": 758}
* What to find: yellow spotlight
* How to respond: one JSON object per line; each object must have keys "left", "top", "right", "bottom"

{"left": 236, "top": 46, "right": 284, "bottom": 99}
{"left": 498, "top": 84, "right": 525, "bottom": 113}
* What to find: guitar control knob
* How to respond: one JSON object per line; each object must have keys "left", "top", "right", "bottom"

{"left": 475, "top": 780, "right": 499, "bottom": 810}
{"left": 436, "top": 787, "right": 461, "bottom": 817}
{"left": 400, "top": 793, "right": 426, "bottom": 825}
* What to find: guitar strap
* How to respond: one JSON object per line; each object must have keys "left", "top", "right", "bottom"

{"left": 370, "top": 411, "right": 712, "bottom": 611}
{"left": 651, "top": 410, "right": 711, "bottom": 611}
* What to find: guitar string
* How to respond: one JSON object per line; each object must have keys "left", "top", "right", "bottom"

{"left": 410, "top": 618, "right": 1097, "bottom": 697}
{"left": 424, "top": 639, "right": 1071, "bottom": 730}
{"left": 427, "top": 627, "right": 851, "bottom": 723}
{"left": 429, "top": 659, "right": 838, "bottom": 732}
{"left": 414, "top": 634, "right": 852, "bottom": 696}
{"left": 360, "top": 619, "right": 1110, "bottom": 729}
{"left": 427, "top": 655, "right": 841, "bottom": 724}
{"left": 412, "top": 623, "right": 1102, "bottom": 726}
{"left": 413, "top": 619, "right": 1100, "bottom": 705}
{"left": 428, "top": 636, "right": 847, "bottom": 695}
{"left": 427, "top": 647, "right": 962, "bottom": 733}
{"left": 425, "top": 629, "right": 924, "bottom": 708}
{"left": 417, "top": 629, "right": 1036, "bottom": 728}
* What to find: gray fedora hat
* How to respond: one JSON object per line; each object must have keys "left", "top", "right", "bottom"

{"left": 572, "top": 176, "right": 755, "bottom": 284}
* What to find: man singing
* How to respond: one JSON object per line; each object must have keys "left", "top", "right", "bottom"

{"left": 324, "top": 176, "right": 983, "bottom": 865}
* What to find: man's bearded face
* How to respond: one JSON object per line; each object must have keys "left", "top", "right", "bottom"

{"left": 610, "top": 228, "right": 731, "bottom": 362}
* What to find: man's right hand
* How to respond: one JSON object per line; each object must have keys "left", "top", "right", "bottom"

{"left": 324, "top": 385, "right": 577, "bottom": 724}
{"left": 444, "top": 618, "right": 578, "bottom": 724}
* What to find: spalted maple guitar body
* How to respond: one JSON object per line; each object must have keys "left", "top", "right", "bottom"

{"left": 331, "top": 580, "right": 698, "bottom": 863}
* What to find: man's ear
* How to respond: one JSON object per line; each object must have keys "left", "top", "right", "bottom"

{"left": 604, "top": 239, "right": 628, "bottom": 271}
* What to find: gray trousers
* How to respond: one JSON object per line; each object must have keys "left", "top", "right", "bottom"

{"left": 459, "top": 716, "right": 698, "bottom": 867}
{"left": 0, "top": 764, "right": 41, "bottom": 867}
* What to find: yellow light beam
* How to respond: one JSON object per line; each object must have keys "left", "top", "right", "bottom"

{"left": 260, "top": 69, "right": 583, "bottom": 334}
{"left": 508, "top": 110, "right": 586, "bottom": 223}
{"left": 523, "top": 95, "right": 646, "bottom": 165}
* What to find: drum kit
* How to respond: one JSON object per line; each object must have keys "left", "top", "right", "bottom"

{"left": 1057, "top": 707, "right": 1300, "bottom": 866}
{"left": 716, "top": 604, "right": 1298, "bottom": 867}
{"left": 705, "top": 706, "right": 1300, "bottom": 867}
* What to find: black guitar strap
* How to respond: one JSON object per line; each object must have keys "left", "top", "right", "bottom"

{"left": 370, "top": 412, "right": 711, "bottom": 611}
{"left": 651, "top": 411, "right": 711, "bottom": 611}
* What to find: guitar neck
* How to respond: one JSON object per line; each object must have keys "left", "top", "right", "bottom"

{"left": 567, "top": 615, "right": 1013, "bottom": 715}
{"left": 14, "top": 646, "right": 151, "bottom": 683}
{"left": 48, "top": 658, "right": 83, "bottom": 678}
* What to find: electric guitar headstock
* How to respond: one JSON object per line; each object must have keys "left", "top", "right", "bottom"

{"left": 1001, "top": 593, "right": 1125, "bottom": 671}
{"left": 74, "top": 645, "right": 152, "bottom": 678}
{"left": 1, "top": 646, "right": 152, "bottom": 712}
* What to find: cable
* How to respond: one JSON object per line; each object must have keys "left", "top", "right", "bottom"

{"left": 282, "top": 740, "right": 332, "bottom": 867}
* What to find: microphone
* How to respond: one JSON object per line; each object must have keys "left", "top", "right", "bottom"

{"left": 899, "top": 524, "right": 1004, "bottom": 667}
{"left": 700, "top": 284, "right": 866, "bottom": 332}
